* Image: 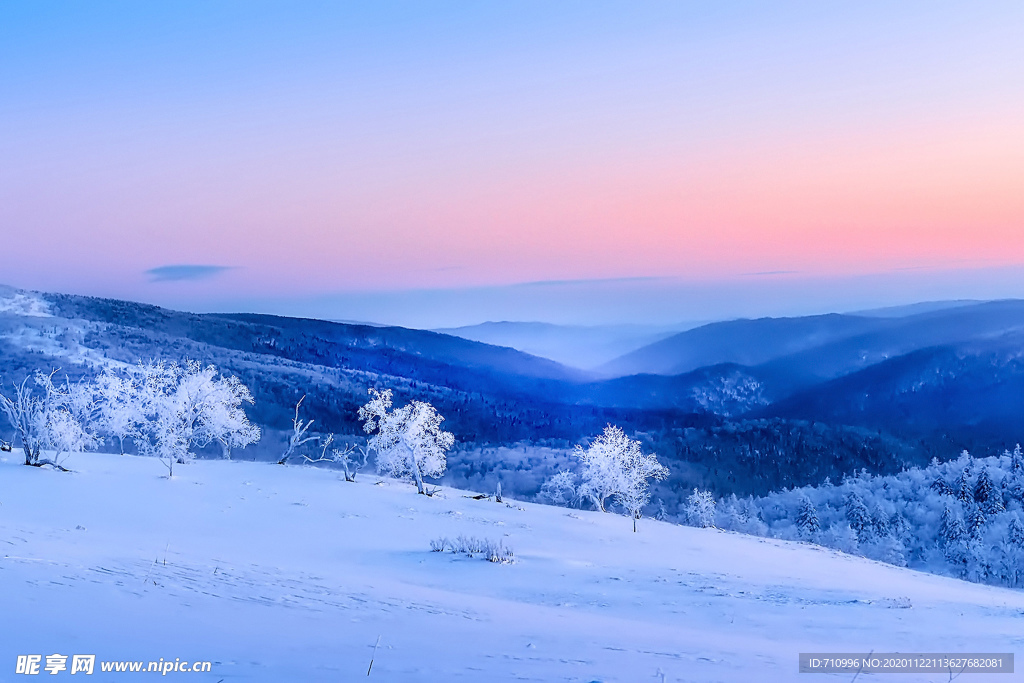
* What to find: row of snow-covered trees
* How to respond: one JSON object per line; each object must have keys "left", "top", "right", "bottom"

{"left": 0, "top": 361, "right": 261, "bottom": 475}
{"left": 0, "top": 362, "right": 673, "bottom": 531}
{"left": 701, "top": 448, "right": 1024, "bottom": 588}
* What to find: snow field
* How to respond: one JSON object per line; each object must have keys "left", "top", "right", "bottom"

{"left": 2, "top": 451, "right": 1023, "bottom": 682}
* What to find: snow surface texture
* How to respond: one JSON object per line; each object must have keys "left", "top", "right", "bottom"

{"left": 2, "top": 452, "right": 1023, "bottom": 682}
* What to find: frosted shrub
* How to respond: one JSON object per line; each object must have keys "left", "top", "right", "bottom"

{"left": 485, "top": 541, "right": 515, "bottom": 564}
{"left": 429, "top": 535, "right": 515, "bottom": 563}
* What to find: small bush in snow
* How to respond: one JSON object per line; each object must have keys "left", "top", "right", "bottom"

{"left": 430, "top": 535, "right": 514, "bottom": 563}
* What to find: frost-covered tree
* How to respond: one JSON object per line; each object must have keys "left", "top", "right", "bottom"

{"left": 574, "top": 424, "right": 668, "bottom": 522}
{"left": 93, "top": 368, "right": 142, "bottom": 455}
{"left": 955, "top": 466, "right": 974, "bottom": 504}
{"left": 1009, "top": 516, "right": 1024, "bottom": 547}
{"left": 870, "top": 503, "right": 890, "bottom": 537}
{"left": 1011, "top": 445, "right": 1024, "bottom": 473}
{"left": 278, "top": 396, "right": 319, "bottom": 465}
{"left": 939, "top": 506, "right": 969, "bottom": 569}
{"left": 795, "top": 496, "right": 820, "bottom": 537}
{"left": 0, "top": 370, "right": 99, "bottom": 469}
{"left": 337, "top": 444, "right": 369, "bottom": 482}
{"left": 197, "top": 373, "right": 260, "bottom": 459}
{"left": 539, "top": 470, "right": 577, "bottom": 506}
{"left": 134, "top": 360, "right": 260, "bottom": 476}
{"left": 616, "top": 442, "right": 669, "bottom": 531}
{"left": 967, "top": 505, "right": 986, "bottom": 538}
{"left": 939, "top": 506, "right": 965, "bottom": 545}
{"left": 844, "top": 492, "right": 871, "bottom": 542}
{"left": 718, "top": 494, "right": 747, "bottom": 531}
{"left": 360, "top": 388, "right": 454, "bottom": 495}
{"left": 685, "top": 488, "right": 717, "bottom": 528}
{"left": 46, "top": 372, "right": 100, "bottom": 467}
{"left": 974, "top": 469, "right": 994, "bottom": 506}
{"left": 888, "top": 511, "right": 910, "bottom": 541}
{"left": 929, "top": 476, "right": 953, "bottom": 497}
{"left": 1, "top": 372, "right": 55, "bottom": 466}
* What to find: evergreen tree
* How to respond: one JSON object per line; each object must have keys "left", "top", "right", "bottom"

{"left": 871, "top": 504, "right": 890, "bottom": 537}
{"left": 940, "top": 508, "right": 969, "bottom": 571}
{"left": 845, "top": 492, "right": 871, "bottom": 542}
{"left": 929, "top": 476, "right": 953, "bottom": 496}
{"left": 1009, "top": 516, "right": 1024, "bottom": 547}
{"left": 795, "top": 496, "right": 820, "bottom": 537}
{"left": 888, "top": 511, "right": 910, "bottom": 539}
{"left": 974, "top": 469, "right": 994, "bottom": 506}
{"left": 967, "top": 506, "right": 986, "bottom": 539}
{"left": 940, "top": 507, "right": 965, "bottom": 545}
{"left": 984, "top": 489, "right": 1005, "bottom": 515}
{"left": 955, "top": 468, "right": 974, "bottom": 504}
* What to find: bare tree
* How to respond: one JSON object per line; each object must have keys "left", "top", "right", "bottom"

{"left": 295, "top": 433, "right": 368, "bottom": 481}
{"left": 278, "top": 395, "right": 318, "bottom": 465}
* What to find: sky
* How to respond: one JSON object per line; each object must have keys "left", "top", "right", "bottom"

{"left": 1, "top": 2, "right": 1023, "bottom": 327}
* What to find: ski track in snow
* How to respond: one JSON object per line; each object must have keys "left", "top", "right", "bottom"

{"left": 2, "top": 452, "right": 1023, "bottom": 682}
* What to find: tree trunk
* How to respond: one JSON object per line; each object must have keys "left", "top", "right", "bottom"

{"left": 17, "top": 426, "right": 34, "bottom": 465}
{"left": 412, "top": 460, "right": 425, "bottom": 494}
{"left": 407, "top": 443, "right": 425, "bottom": 494}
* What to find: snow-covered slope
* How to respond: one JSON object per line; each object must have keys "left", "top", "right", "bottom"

{"left": 3, "top": 452, "right": 1022, "bottom": 682}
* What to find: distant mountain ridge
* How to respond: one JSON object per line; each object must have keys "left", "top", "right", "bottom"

{"left": 433, "top": 320, "right": 691, "bottom": 369}
{"left": 600, "top": 300, "right": 1024, "bottom": 380}
{"left": 599, "top": 313, "right": 883, "bottom": 377}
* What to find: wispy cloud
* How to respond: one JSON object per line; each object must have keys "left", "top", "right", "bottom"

{"left": 746, "top": 270, "right": 800, "bottom": 276}
{"left": 512, "top": 276, "right": 669, "bottom": 289}
{"left": 146, "top": 265, "right": 231, "bottom": 282}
